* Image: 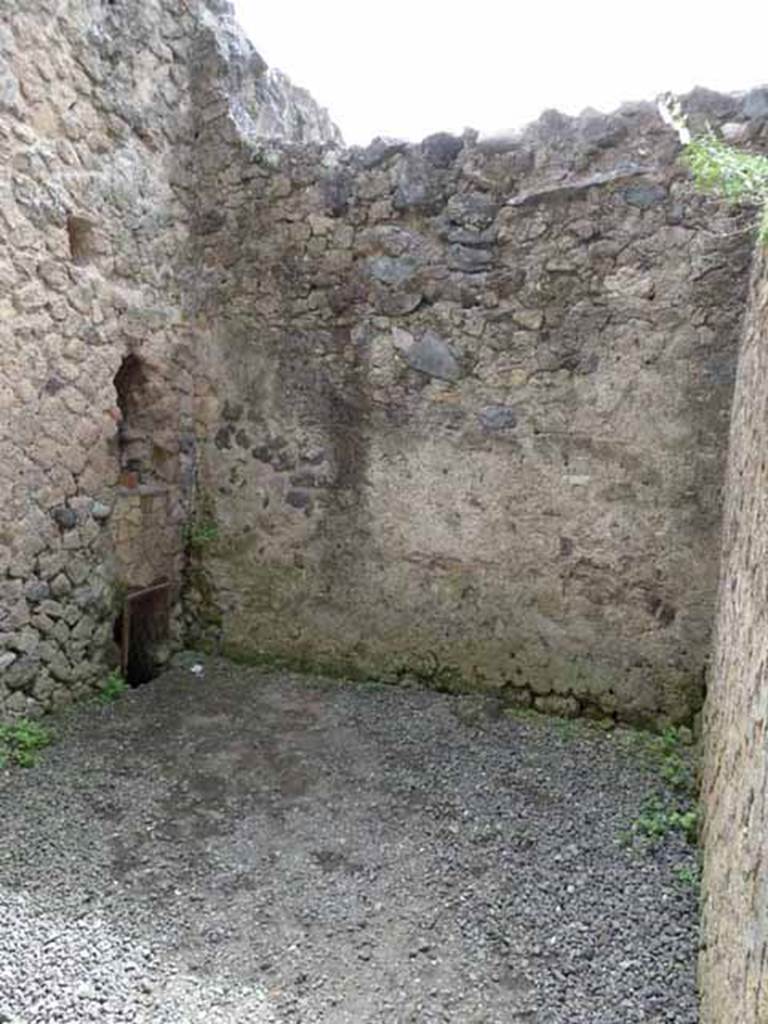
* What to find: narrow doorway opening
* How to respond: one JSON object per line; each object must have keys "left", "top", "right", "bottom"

{"left": 114, "top": 581, "right": 171, "bottom": 686}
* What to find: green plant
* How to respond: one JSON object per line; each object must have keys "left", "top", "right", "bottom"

{"left": 0, "top": 719, "right": 53, "bottom": 768}
{"left": 670, "top": 806, "right": 699, "bottom": 844}
{"left": 683, "top": 132, "right": 768, "bottom": 242}
{"left": 660, "top": 751, "right": 690, "bottom": 790}
{"left": 185, "top": 517, "right": 219, "bottom": 550}
{"left": 98, "top": 669, "right": 127, "bottom": 704}
{"left": 634, "top": 794, "right": 673, "bottom": 840}
{"left": 618, "top": 721, "right": 700, "bottom": 849}
{"left": 673, "top": 862, "right": 700, "bottom": 892}
{"left": 659, "top": 93, "right": 768, "bottom": 243}
{"left": 631, "top": 793, "right": 699, "bottom": 846}
{"left": 644, "top": 726, "right": 695, "bottom": 795}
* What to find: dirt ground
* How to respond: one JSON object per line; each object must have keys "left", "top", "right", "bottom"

{"left": 0, "top": 658, "right": 698, "bottom": 1023}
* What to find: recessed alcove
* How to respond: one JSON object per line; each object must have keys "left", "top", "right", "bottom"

{"left": 66, "top": 215, "right": 97, "bottom": 265}
{"left": 113, "top": 353, "right": 177, "bottom": 488}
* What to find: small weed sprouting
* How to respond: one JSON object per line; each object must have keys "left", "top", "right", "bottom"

{"left": 632, "top": 794, "right": 699, "bottom": 845}
{"left": 99, "top": 670, "right": 127, "bottom": 704}
{"left": 672, "top": 807, "right": 699, "bottom": 845}
{"left": 646, "top": 726, "right": 695, "bottom": 795}
{"left": 618, "top": 722, "right": 700, "bottom": 852}
{"left": 0, "top": 719, "right": 53, "bottom": 768}
{"left": 673, "top": 862, "right": 701, "bottom": 893}
{"left": 659, "top": 94, "right": 768, "bottom": 245}
{"left": 683, "top": 132, "right": 768, "bottom": 244}
{"left": 660, "top": 753, "right": 690, "bottom": 790}
{"left": 634, "top": 794, "right": 671, "bottom": 841}
{"left": 184, "top": 517, "right": 219, "bottom": 551}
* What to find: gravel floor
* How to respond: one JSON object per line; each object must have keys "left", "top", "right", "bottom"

{"left": 0, "top": 658, "right": 699, "bottom": 1023}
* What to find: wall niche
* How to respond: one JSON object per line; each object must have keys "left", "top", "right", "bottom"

{"left": 113, "top": 352, "right": 177, "bottom": 489}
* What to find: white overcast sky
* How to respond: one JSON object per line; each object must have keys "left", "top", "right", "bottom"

{"left": 233, "top": 1, "right": 768, "bottom": 145}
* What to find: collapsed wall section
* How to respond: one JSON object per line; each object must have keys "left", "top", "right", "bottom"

{"left": 189, "top": 90, "right": 760, "bottom": 724}
{"left": 700, "top": 250, "right": 768, "bottom": 1023}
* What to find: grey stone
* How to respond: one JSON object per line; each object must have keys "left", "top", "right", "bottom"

{"left": 170, "top": 649, "right": 207, "bottom": 670}
{"left": 743, "top": 88, "right": 768, "bottom": 119}
{"left": 534, "top": 694, "right": 580, "bottom": 718}
{"left": 421, "top": 132, "right": 463, "bottom": 168}
{"left": 444, "top": 225, "right": 497, "bottom": 248}
{"left": 368, "top": 256, "right": 419, "bottom": 287}
{"left": 0, "top": 650, "right": 16, "bottom": 672}
{"left": 36, "top": 553, "right": 66, "bottom": 581}
{"left": 50, "top": 574, "right": 72, "bottom": 599}
{"left": 31, "top": 672, "right": 55, "bottom": 701}
{"left": 502, "top": 687, "right": 534, "bottom": 709}
{"left": 507, "top": 165, "right": 650, "bottom": 207}
{"left": 373, "top": 287, "right": 422, "bottom": 316}
{"left": 286, "top": 489, "right": 312, "bottom": 510}
{"left": 31, "top": 613, "right": 55, "bottom": 636}
{"left": 721, "top": 122, "right": 750, "bottom": 144}
{"left": 37, "top": 641, "right": 58, "bottom": 664}
{"left": 478, "top": 405, "right": 518, "bottom": 431}
{"left": 0, "top": 70, "right": 18, "bottom": 113}
{"left": 4, "top": 690, "right": 28, "bottom": 715}
{"left": 578, "top": 113, "right": 627, "bottom": 149}
{"left": 5, "top": 655, "right": 40, "bottom": 692}
{"left": 63, "top": 603, "right": 80, "bottom": 625}
{"left": 289, "top": 470, "right": 319, "bottom": 488}
{"left": 446, "top": 192, "right": 499, "bottom": 229}
{"left": 8, "top": 628, "right": 39, "bottom": 655}
{"left": 391, "top": 328, "right": 462, "bottom": 382}
{"left": 52, "top": 620, "right": 70, "bottom": 646}
{"left": 23, "top": 579, "right": 49, "bottom": 603}
{"left": 323, "top": 171, "right": 352, "bottom": 216}
{"left": 393, "top": 156, "right": 444, "bottom": 214}
{"left": 48, "top": 652, "right": 73, "bottom": 683}
{"left": 622, "top": 183, "right": 667, "bottom": 208}
{"left": 448, "top": 244, "right": 493, "bottom": 273}
{"left": 358, "top": 137, "right": 408, "bottom": 169}
{"left": 71, "top": 616, "right": 95, "bottom": 642}
{"left": 90, "top": 502, "right": 112, "bottom": 521}
{"left": 38, "top": 600, "right": 65, "bottom": 620}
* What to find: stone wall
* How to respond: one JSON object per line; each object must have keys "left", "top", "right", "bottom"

{"left": 189, "top": 91, "right": 760, "bottom": 725}
{"left": 4, "top": 2, "right": 768, "bottom": 1016}
{"left": 0, "top": 0, "right": 763, "bottom": 729}
{"left": 700, "top": 249, "right": 768, "bottom": 1022}
{"left": 0, "top": 0, "right": 336, "bottom": 716}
